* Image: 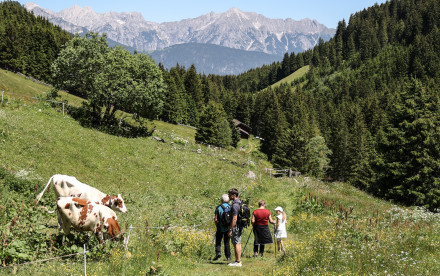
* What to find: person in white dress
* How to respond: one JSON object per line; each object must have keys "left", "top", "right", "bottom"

{"left": 274, "top": 206, "right": 287, "bottom": 252}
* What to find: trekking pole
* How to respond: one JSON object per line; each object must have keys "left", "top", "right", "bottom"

{"left": 241, "top": 228, "right": 253, "bottom": 257}
{"left": 274, "top": 224, "right": 277, "bottom": 259}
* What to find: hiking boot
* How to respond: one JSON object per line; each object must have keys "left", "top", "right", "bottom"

{"left": 228, "top": 261, "right": 242, "bottom": 267}
{"left": 212, "top": 255, "right": 221, "bottom": 261}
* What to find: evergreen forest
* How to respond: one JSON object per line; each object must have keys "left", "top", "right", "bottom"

{"left": 2, "top": 0, "right": 440, "bottom": 210}
{"left": 0, "top": 1, "right": 71, "bottom": 82}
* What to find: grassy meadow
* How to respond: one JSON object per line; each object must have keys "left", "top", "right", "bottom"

{"left": 1, "top": 69, "right": 440, "bottom": 275}
{"left": 269, "top": 65, "right": 309, "bottom": 89}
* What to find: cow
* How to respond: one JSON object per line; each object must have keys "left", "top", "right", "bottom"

{"left": 57, "top": 197, "right": 122, "bottom": 242}
{"left": 35, "top": 174, "right": 127, "bottom": 213}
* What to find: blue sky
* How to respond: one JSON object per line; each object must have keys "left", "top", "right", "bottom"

{"left": 19, "top": 0, "right": 388, "bottom": 28}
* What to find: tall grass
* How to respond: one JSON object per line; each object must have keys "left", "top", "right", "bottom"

{"left": 1, "top": 96, "right": 275, "bottom": 274}
{"left": 2, "top": 69, "right": 440, "bottom": 275}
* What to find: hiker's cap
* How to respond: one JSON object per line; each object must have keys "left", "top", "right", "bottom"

{"left": 274, "top": 206, "right": 283, "bottom": 212}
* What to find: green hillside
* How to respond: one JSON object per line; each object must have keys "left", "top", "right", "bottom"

{"left": 269, "top": 65, "right": 309, "bottom": 89}
{"left": 0, "top": 69, "right": 81, "bottom": 105}
{"left": 2, "top": 69, "right": 440, "bottom": 275}
{"left": 4, "top": 1, "right": 440, "bottom": 215}
{"left": 0, "top": 68, "right": 196, "bottom": 141}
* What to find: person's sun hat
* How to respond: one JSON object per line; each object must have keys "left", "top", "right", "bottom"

{"left": 274, "top": 206, "right": 283, "bottom": 212}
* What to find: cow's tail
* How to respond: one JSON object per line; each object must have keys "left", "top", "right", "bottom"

{"left": 35, "top": 175, "right": 54, "bottom": 205}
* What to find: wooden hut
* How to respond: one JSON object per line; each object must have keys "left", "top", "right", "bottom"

{"left": 233, "top": 119, "right": 252, "bottom": 139}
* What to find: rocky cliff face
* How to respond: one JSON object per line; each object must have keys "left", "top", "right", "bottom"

{"left": 25, "top": 3, "right": 335, "bottom": 56}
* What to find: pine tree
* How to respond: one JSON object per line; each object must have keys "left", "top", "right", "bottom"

{"left": 379, "top": 18, "right": 388, "bottom": 49}
{"left": 251, "top": 89, "right": 272, "bottom": 137}
{"left": 162, "top": 71, "right": 189, "bottom": 124}
{"left": 184, "top": 64, "right": 203, "bottom": 125}
{"left": 327, "top": 105, "right": 350, "bottom": 181}
{"left": 230, "top": 119, "right": 240, "bottom": 148}
{"left": 289, "top": 52, "right": 298, "bottom": 73}
{"left": 347, "top": 105, "right": 375, "bottom": 190}
{"left": 235, "top": 92, "right": 252, "bottom": 126}
{"left": 335, "top": 19, "right": 346, "bottom": 66}
{"left": 0, "top": 1, "right": 70, "bottom": 82}
{"left": 272, "top": 125, "right": 307, "bottom": 172}
{"left": 195, "top": 101, "right": 232, "bottom": 148}
{"left": 281, "top": 53, "right": 291, "bottom": 78}
{"left": 259, "top": 90, "right": 286, "bottom": 160}
{"left": 374, "top": 79, "right": 440, "bottom": 210}
{"left": 169, "top": 67, "right": 191, "bottom": 124}
{"left": 297, "top": 53, "right": 304, "bottom": 68}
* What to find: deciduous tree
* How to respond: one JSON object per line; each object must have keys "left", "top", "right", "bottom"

{"left": 51, "top": 32, "right": 165, "bottom": 127}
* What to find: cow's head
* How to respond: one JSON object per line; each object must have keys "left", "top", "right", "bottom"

{"left": 112, "top": 194, "right": 127, "bottom": 213}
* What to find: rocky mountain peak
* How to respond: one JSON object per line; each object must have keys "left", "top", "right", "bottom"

{"left": 24, "top": 2, "right": 54, "bottom": 16}
{"left": 25, "top": 3, "right": 335, "bottom": 56}
{"left": 23, "top": 2, "right": 39, "bottom": 10}
{"left": 57, "top": 5, "right": 98, "bottom": 26}
{"left": 225, "top": 7, "right": 250, "bottom": 19}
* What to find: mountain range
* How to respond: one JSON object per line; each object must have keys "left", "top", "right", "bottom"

{"left": 151, "top": 43, "right": 283, "bottom": 75}
{"left": 25, "top": 2, "right": 336, "bottom": 75}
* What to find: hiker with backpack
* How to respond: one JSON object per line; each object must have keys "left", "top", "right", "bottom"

{"left": 213, "top": 194, "right": 231, "bottom": 261}
{"left": 251, "top": 199, "right": 275, "bottom": 257}
{"left": 227, "top": 188, "right": 243, "bottom": 267}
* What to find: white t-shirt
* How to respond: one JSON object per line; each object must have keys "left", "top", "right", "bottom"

{"left": 275, "top": 214, "right": 287, "bottom": 239}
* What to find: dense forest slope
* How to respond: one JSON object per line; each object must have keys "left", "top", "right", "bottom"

{"left": 0, "top": 1, "right": 71, "bottom": 82}
{"left": 2, "top": 0, "right": 440, "bottom": 210}
{"left": 255, "top": 0, "right": 440, "bottom": 210}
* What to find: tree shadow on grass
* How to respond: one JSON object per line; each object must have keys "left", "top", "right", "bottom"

{"left": 67, "top": 103, "right": 155, "bottom": 138}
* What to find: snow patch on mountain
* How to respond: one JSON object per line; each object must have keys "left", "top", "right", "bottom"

{"left": 25, "top": 2, "right": 335, "bottom": 56}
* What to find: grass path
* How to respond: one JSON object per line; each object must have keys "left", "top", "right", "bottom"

{"left": 158, "top": 175, "right": 297, "bottom": 275}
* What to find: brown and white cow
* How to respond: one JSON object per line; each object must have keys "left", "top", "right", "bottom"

{"left": 36, "top": 174, "right": 127, "bottom": 213}
{"left": 57, "top": 197, "right": 122, "bottom": 242}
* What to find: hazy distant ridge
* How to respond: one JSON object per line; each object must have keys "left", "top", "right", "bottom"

{"left": 151, "top": 43, "right": 282, "bottom": 75}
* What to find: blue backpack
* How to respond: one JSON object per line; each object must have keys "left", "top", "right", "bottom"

{"left": 217, "top": 203, "right": 232, "bottom": 227}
